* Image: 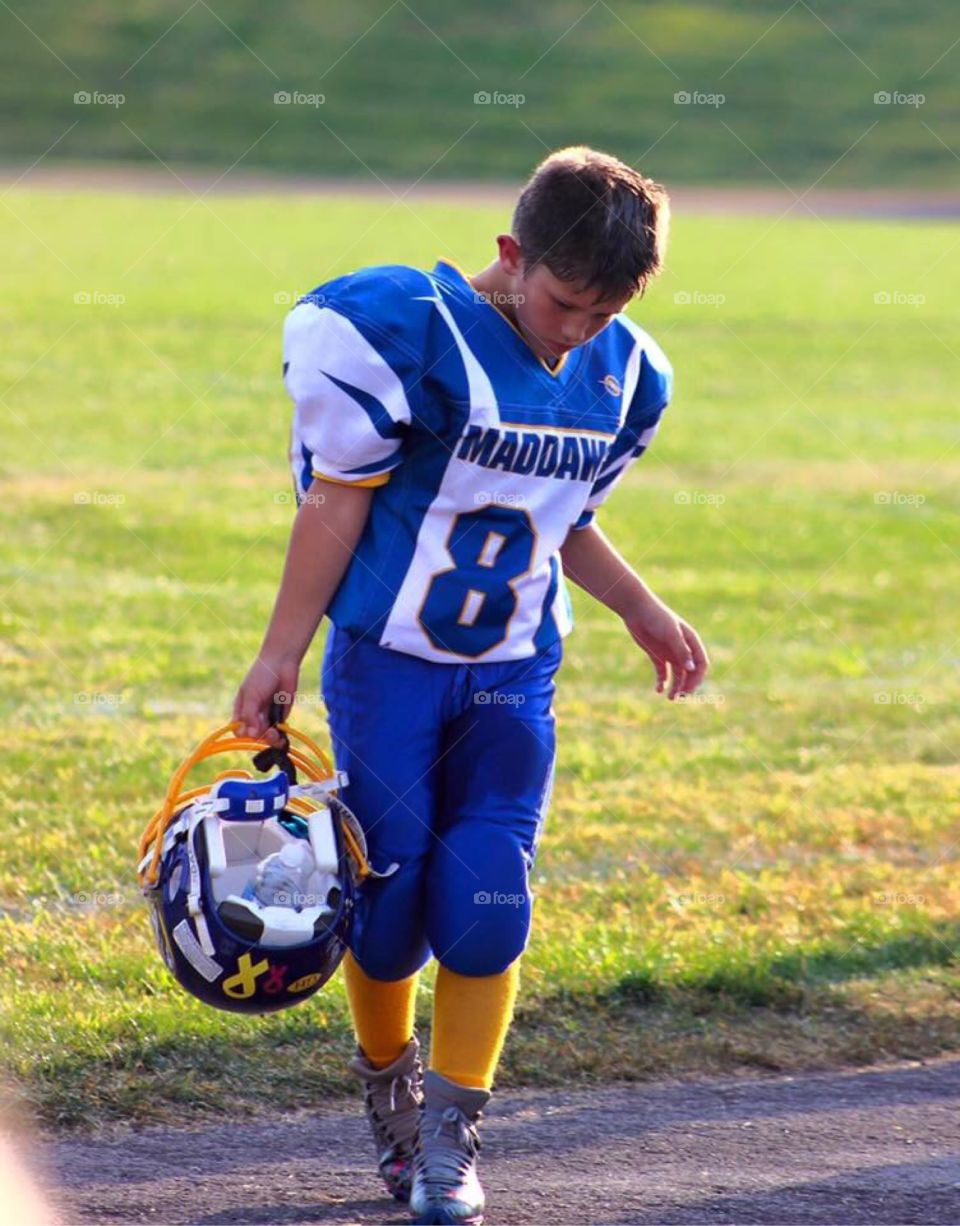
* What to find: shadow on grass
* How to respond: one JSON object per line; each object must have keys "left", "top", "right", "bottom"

{"left": 20, "top": 922, "right": 960, "bottom": 1130}
{"left": 590, "top": 919, "right": 960, "bottom": 1012}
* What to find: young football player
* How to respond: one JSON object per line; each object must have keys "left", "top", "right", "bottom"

{"left": 234, "top": 145, "right": 709, "bottom": 1225}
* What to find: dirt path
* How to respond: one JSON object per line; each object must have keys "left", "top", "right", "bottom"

{"left": 38, "top": 1055, "right": 960, "bottom": 1224}
{"left": 2, "top": 163, "right": 959, "bottom": 218}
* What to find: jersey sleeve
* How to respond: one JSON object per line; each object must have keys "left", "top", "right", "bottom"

{"left": 572, "top": 335, "right": 673, "bottom": 530}
{"left": 283, "top": 268, "right": 428, "bottom": 496}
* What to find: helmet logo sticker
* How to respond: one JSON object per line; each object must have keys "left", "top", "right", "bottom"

{"left": 222, "top": 951, "right": 271, "bottom": 999}
{"left": 287, "top": 971, "right": 323, "bottom": 994}
{"left": 263, "top": 965, "right": 288, "bottom": 994}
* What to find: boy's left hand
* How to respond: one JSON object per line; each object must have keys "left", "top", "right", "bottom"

{"left": 623, "top": 597, "right": 709, "bottom": 701}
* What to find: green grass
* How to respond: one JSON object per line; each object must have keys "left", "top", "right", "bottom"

{"left": 1, "top": 190, "right": 959, "bottom": 1130}
{"left": 0, "top": 0, "right": 957, "bottom": 187}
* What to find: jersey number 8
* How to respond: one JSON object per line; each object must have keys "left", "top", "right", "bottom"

{"left": 418, "top": 506, "right": 536, "bottom": 658}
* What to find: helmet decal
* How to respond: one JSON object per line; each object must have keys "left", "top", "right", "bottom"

{"left": 137, "top": 721, "right": 397, "bottom": 1016}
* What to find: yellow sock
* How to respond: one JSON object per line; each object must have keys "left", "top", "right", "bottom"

{"left": 430, "top": 960, "right": 521, "bottom": 1090}
{"left": 342, "top": 951, "right": 419, "bottom": 1068}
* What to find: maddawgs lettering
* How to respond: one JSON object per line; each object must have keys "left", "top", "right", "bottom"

{"left": 456, "top": 425, "right": 609, "bottom": 482}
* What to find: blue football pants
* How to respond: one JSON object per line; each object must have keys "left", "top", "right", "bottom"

{"left": 321, "top": 625, "right": 561, "bottom": 980}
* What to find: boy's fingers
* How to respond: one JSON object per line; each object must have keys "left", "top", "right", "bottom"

{"left": 667, "top": 632, "right": 692, "bottom": 699}
{"left": 681, "top": 626, "right": 709, "bottom": 693}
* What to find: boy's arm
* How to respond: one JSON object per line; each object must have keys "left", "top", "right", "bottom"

{"left": 559, "top": 522, "right": 708, "bottom": 701}
{"left": 233, "top": 478, "right": 373, "bottom": 740}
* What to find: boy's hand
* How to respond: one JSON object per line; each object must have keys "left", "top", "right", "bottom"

{"left": 623, "top": 596, "right": 709, "bottom": 701}
{"left": 233, "top": 655, "right": 300, "bottom": 744}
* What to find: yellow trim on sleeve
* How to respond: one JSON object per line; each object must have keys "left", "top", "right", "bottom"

{"left": 312, "top": 469, "right": 392, "bottom": 489}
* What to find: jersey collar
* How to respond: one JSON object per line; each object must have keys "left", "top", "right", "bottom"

{"left": 431, "top": 258, "right": 572, "bottom": 378}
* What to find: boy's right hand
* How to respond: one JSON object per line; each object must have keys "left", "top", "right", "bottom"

{"left": 232, "top": 655, "right": 300, "bottom": 745}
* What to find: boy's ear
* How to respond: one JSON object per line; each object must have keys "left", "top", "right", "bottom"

{"left": 497, "top": 234, "right": 524, "bottom": 277}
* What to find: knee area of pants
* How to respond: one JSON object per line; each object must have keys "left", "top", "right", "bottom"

{"left": 433, "top": 914, "right": 530, "bottom": 976}
{"left": 437, "top": 940, "right": 526, "bottom": 977}
{"left": 349, "top": 941, "right": 431, "bottom": 983}
{"left": 350, "top": 921, "right": 429, "bottom": 980}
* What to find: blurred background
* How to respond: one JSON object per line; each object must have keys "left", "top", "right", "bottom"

{"left": 0, "top": 0, "right": 956, "bottom": 190}
{"left": 0, "top": 8, "right": 958, "bottom": 1211}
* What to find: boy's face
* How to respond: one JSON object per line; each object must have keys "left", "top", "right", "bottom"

{"left": 496, "top": 234, "right": 634, "bottom": 364}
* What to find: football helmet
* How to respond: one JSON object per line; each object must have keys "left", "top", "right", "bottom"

{"left": 137, "top": 721, "right": 395, "bottom": 1014}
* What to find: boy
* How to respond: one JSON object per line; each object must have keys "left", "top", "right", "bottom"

{"left": 234, "top": 145, "right": 708, "bottom": 1225}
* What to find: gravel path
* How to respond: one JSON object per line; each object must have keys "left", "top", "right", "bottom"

{"left": 3, "top": 165, "right": 959, "bottom": 218}
{"left": 38, "top": 1055, "right": 960, "bottom": 1225}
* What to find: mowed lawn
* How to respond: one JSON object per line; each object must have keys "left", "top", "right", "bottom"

{"left": 0, "top": 189, "right": 958, "bottom": 1128}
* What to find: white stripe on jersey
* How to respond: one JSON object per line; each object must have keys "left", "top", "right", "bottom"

{"left": 285, "top": 302, "right": 413, "bottom": 487}
{"left": 419, "top": 287, "right": 499, "bottom": 431}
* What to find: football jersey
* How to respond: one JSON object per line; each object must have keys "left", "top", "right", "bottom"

{"left": 283, "top": 259, "right": 672, "bottom": 663}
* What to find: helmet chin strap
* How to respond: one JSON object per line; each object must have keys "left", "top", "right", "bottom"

{"left": 251, "top": 700, "right": 299, "bottom": 784}
{"left": 137, "top": 719, "right": 381, "bottom": 890}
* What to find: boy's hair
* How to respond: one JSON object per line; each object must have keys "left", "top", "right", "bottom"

{"left": 512, "top": 145, "right": 670, "bottom": 301}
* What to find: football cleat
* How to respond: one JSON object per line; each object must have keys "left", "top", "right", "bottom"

{"left": 410, "top": 1071, "right": 490, "bottom": 1225}
{"left": 137, "top": 721, "right": 397, "bottom": 1014}
{"left": 349, "top": 1035, "right": 424, "bottom": 1202}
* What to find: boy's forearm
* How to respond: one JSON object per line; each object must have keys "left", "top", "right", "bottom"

{"left": 259, "top": 479, "right": 373, "bottom": 665}
{"left": 558, "top": 522, "right": 654, "bottom": 620}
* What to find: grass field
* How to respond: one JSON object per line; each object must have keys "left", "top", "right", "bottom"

{"left": 0, "top": 188, "right": 958, "bottom": 1130}
{"left": 0, "top": 0, "right": 957, "bottom": 188}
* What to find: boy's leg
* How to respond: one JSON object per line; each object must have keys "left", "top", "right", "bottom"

{"left": 430, "top": 960, "right": 521, "bottom": 1090}
{"left": 322, "top": 626, "right": 446, "bottom": 982}
{"left": 344, "top": 950, "right": 425, "bottom": 1204}
{"left": 426, "top": 639, "right": 560, "bottom": 989}
{"left": 323, "top": 626, "right": 449, "bottom": 1203}
{"left": 411, "top": 641, "right": 560, "bottom": 1223}
{"left": 342, "top": 950, "right": 419, "bottom": 1067}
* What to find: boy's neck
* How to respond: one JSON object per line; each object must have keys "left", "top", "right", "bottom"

{"left": 468, "top": 262, "right": 513, "bottom": 318}
{"left": 468, "top": 262, "right": 559, "bottom": 369}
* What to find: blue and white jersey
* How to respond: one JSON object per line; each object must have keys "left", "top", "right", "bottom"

{"left": 283, "top": 259, "right": 672, "bottom": 663}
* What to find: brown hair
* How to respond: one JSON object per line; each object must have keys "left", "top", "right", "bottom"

{"left": 511, "top": 145, "right": 670, "bottom": 301}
